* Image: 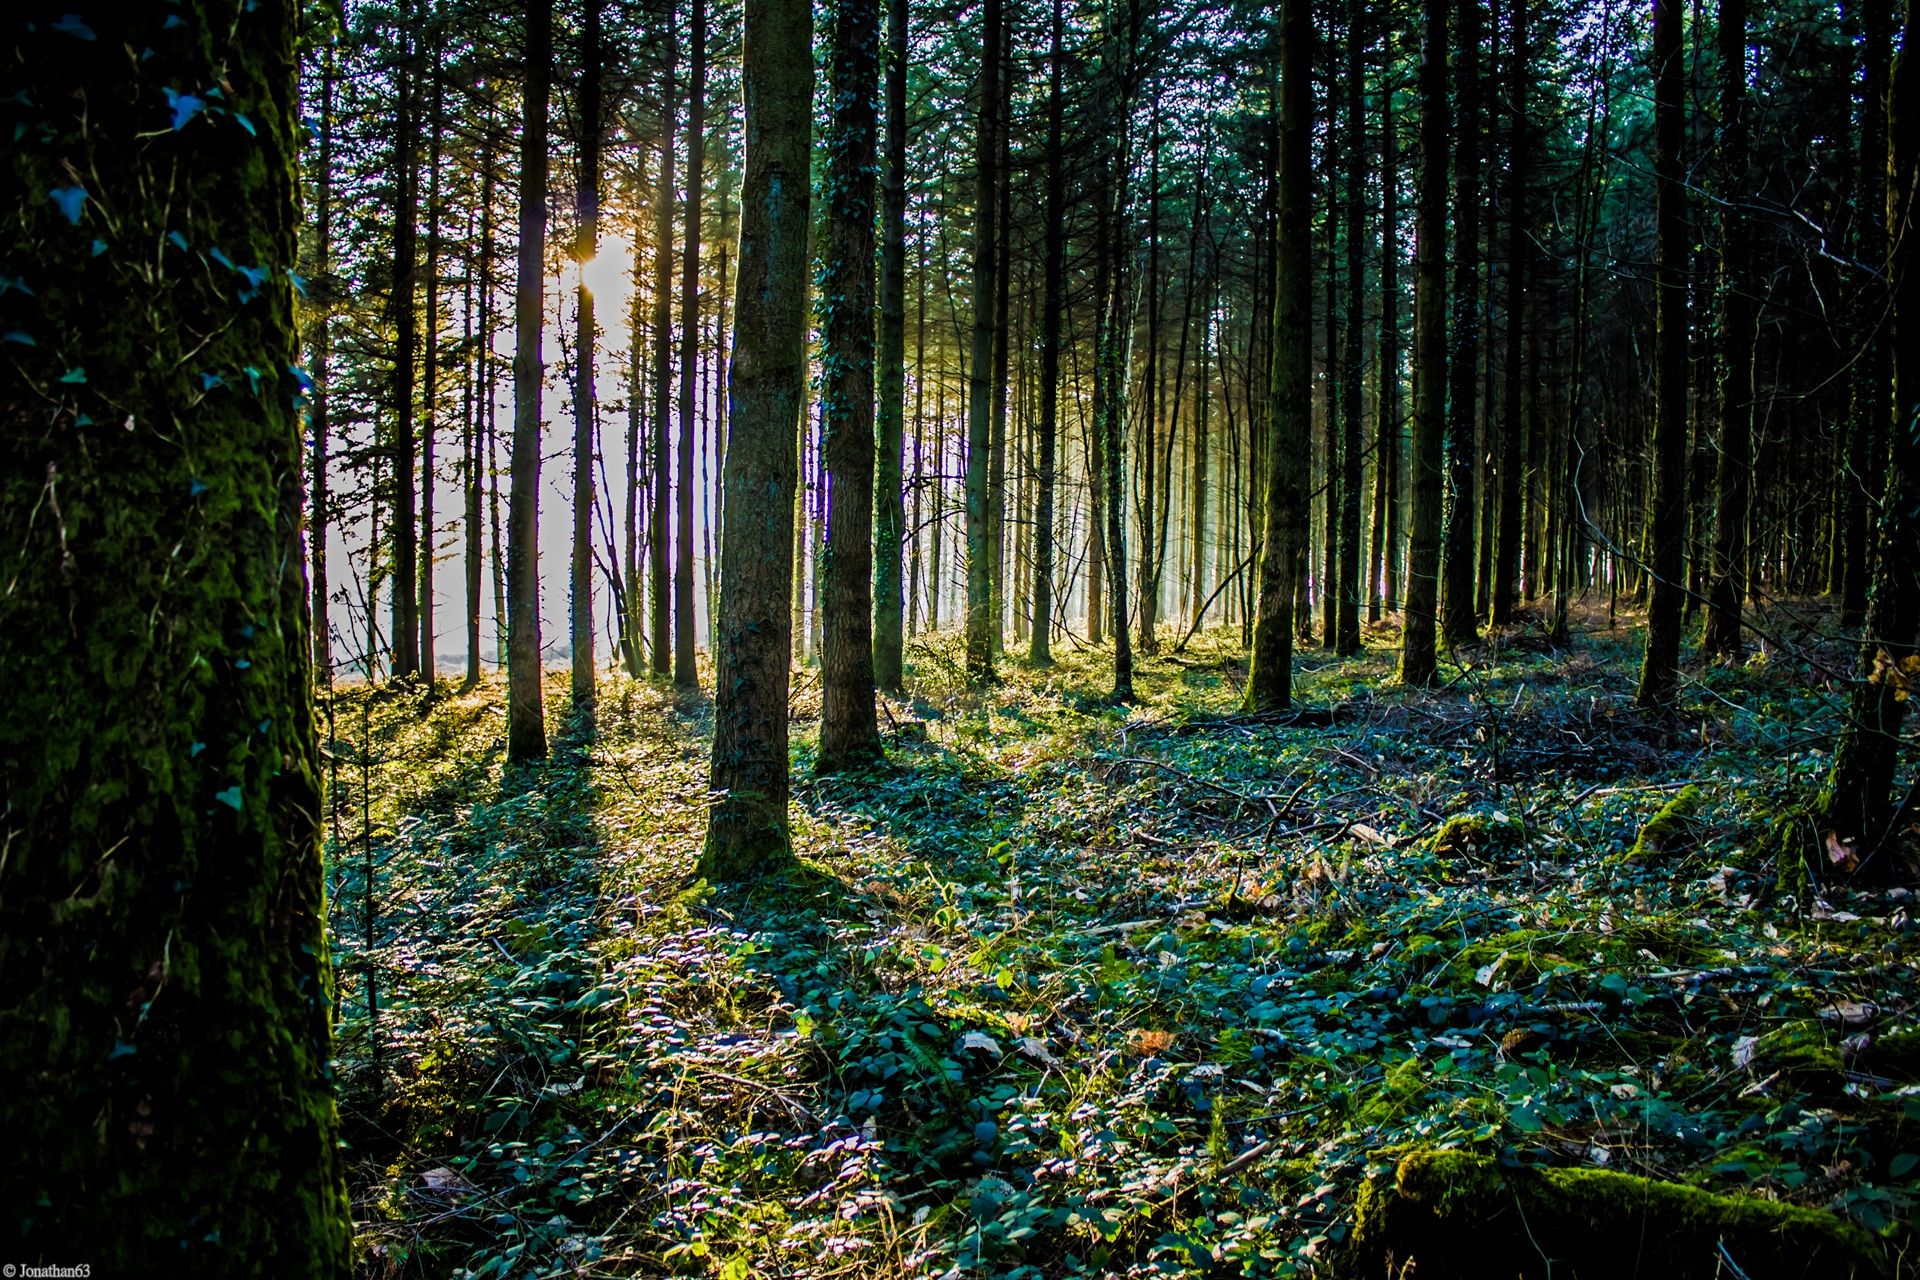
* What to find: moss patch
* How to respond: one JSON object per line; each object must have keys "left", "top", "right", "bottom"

{"left": 1339, "top": 1147, "right": 1892, "bottom": 1280}
{"left": 1628, "top": 784, "right": 1704, "bottom": 859}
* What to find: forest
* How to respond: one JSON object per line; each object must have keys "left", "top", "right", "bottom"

{"left": 2, "top": 0, "right": 1918, "bottom": 1275}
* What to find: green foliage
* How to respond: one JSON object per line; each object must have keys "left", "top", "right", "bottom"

{"left": 327, "top": 635, "right": 1920, "bottom": 1277}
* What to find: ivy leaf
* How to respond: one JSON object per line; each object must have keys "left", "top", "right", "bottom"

{"left": 51, "top": 14, "right": 96, "bottom": 40}
{"left": 48, "top": 186, "right": 87, "bottom": 225}
{"left": 213, "top": 786, "right": 243, "bottom": 812}
{"left": 233, "top": 113, "right": 256, "bottom": 137}
{"left": 1891, "top": 1153, "right": 1918, "bottom": 1179}
{"left": 59, "top": 367, "right": 85, "bottom": 383}
{"left": 3, "top": 331, "right": 35, "bottom": 346}
{"left": 164, "top": 88, "right": 204, "bottom": 131}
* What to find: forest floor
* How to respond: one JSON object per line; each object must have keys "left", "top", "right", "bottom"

{"left": 325, "top": 602, "right": 1920, "bottom": 1279}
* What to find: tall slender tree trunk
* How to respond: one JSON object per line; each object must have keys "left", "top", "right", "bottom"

{"left": 1400, "top": 0, "right": 1448, "bottom": 685}
{"left": 572, "top": 0, "right": 602, "bottom": 722}
{"left": 1440, "top": 0, "right": 1480, "bottom": 646}
{"left": 1701, "top": 0, "right": 1753, "bottom": 659}
{"left": 391, "top": 14, "right": 421, "bottom": 678}
{"left": 703, "top": 0, "right": 813, "bottom": 875}
{"left": 1374, "top": 81, "right": 1401, "bottom": 620}
{"left": 1100, "top": 7, "right": 1137, "bottom": 703}
{"left": 420, "top": 59, "right": 442, "bottom": 681}
{"left": 1245, "top": 0, "right": 1311, "bottom": 710}
{"left": 1337, "top": 3, "right": 1364, "bottom": 655}
{"left": 1032, "top": 0, "right": 1065, "bottom": 665}
{"left": 990, "top": 38, "right": 1015, "bottom": 656}
{"left": 313, "top": 46, "right": 336, "bottom": 676}
{"left": 964, "top": 0, "right": 1003, "bottom": 681}
{"left": 1842, "top": 0, "right": 1894, "bottom": 631}
{"left": 1491, "top": 0, "right": 1527, "bottom": 628}
{"left": 675, "top": 0, "right": 707, "bottom": 690}
{"left": 819, "top": 0, "right": 883, "bottom": 769}
{"left": 650, "top": 59, "right": 677, "bottom": 676}
{"left": 1819, "top": 0, "right": 1918, "bottom": 869}
{"left": 508, "top": 0, "right": 553, "bottom": 761}
{"left": 1636, "top": 0, "right": 1689, "bottom": 709}
{"left": 873, "top": 0, "right": 910, "bottom": 688}
{"left": 0, "top": 6, "right": 351, "bottom": 1266}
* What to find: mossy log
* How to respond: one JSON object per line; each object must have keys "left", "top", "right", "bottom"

{"left": 1339, "top": 1148, "right": 1890, "bottom": 1280}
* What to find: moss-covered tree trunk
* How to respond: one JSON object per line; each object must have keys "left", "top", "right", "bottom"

{"left": 1243, "top": 0, "right": 1312, "bottom": 711}
{"left": 1399, "top": 0, "right": 1448, "bottom": 686}
{"left": 508, "top": 0, "right": 552, "bottom": 760}
{"left": 1821, "top": 0, "right": 1918, "bottom": 868}
{"left": 818, "top": 0, "right": 884, "bottom": 771}
{"left": 872, "top": 0, "right": 910, "bottom": 690}
{"left": 1635, "top": 0, "right": 1689, "bottom": 709}
{"left": 703, "top": 0, "right": 813, "bottom": 876}
{"left": 0, "top": 4, "right": 350, "bottom": 1270}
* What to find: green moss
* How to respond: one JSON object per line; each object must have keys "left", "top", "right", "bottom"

{"left": 1340, "top": 1147, "right": 1892, "bottom": 1280}
{"left": 1426, "top": 810, "right": 1525, "bottom": 859}
{"left": 1628, "top": 784, "right": 1704, "bottom": 858}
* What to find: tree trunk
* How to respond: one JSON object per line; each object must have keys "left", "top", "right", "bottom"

{"left": 1374, "top": 80, "right": 1401, "bottom": 621}
{"left": 1490, "top": 0, "right": 1526, "bottom": 628}
{"left": 1032, "top": 0, "right": 1065, "bottom": 665}
{"left": 508, "top": 0, "right": 553, "bottom": 760}
{"left": 703, "top": 0, "right": 813, "bottom": 875}
{"left": 391, "top": 14, "right": 420, "bottom": 678}
{"left": 819, "top": 0, "right": 883, "bottom": 770}
{"left": 1701, "top": 0, "right": 1753, "bottom": 659}
{"left": 650, "top": 59, "right": 677, "bottom": 677}
{"left": 1400, "top": 0, "right": 1448, "bottom": 685}
{"left": 1245, "top": 0, "right": 1311, "bottom": 710}
{"left": 420, "top": 59, "right": 442, "bottom": 682}
{"left": 1440, "top": 0, "right": 1480, "bottom": 647}
{"left": 313, "top": 46, "right": 336, "bottom": 676}
{"left": 1819, "top": 0, "right": 1918, "bottom": 869}
{"left": 1337, "top": 1, "right": 1364, "bottom": 656}
{"left": 0, "top": 4, "right": 351, "bottom": 1266}
{"left": 873, "top": 0, "right": 909, "bottom": 688}
{"left": 675, "top": 0, "right": 707, "bottom": 690}
{"left": 1635, "top": 0, "right": 1689, "bottom": 709}
{"left": 964, "top": 0, "right": 1003, "bottom": 681}
{"left": 1841, "top": 0, "right": 1894, "bottom": 631}
{"left": 571, "top": 0, "right": 602, "bottom": 722}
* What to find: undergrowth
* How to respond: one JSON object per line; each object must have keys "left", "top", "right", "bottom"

{"left": 323, "top": 613, "right": 1920, "bottom": 1278}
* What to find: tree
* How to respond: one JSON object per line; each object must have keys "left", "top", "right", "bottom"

{"left": 1819, "top": 0, "right": 1917, "bottom": 871}
{"left": 1490, "top": 0, "right": 1527, "bottom": 629}
{"left": 964, "top": 0, "right": 1004, "bottom": 682}
{"left": 702, "top": 0, "right": 814, "bottom": 875}
{"left": 390, "top": 7, "right": 422, "bottom": 678}
{"left": 818, "top": 0, "right": 885, "bottom": 770}
{"left": 1399, "top": 0, "right": 1448, "bottom": 686}
{"left": 1336, "top": 1, "right": 1364, "bottom": 656}
{"left": 873, "top": 0, "right": 910, "bottom": 689}
{"left": 571, "top": 0, "right": 603, "bottom": 724}
{"left": 650, "top": 55, "right": 677, "bottom": 678}
{"left": 1701, "top": 0, "right": 1753, "bottom": 659}
{"left": 0, "top": 4, "right": 351, "bottom": 1268}
{"left": 1244, "top": 0, "right": 1312, "bottom": 711}
{"left": 676, "top": 0, "right": 709, "bottom": 692}
{"left": 1439, "top": 0, "right": 1481, "bottom": 648}
{"left": 1372, "top": 75, "right": 1402, "bottom": 623}
{"left": 508, "top": 0, "right": 553, "bottom": 761}
{"left": 1635, "top": 0, "right": 1689, "bottom": 709}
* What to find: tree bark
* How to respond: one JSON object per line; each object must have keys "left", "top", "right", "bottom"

{"left": 1701, "top": 0, "right": 1753, "bottom": 659}
{"left": 675, "top": 0, "right": 707, "bottom": 690}
{"left": 650, "top": 57, "right": 677, "bottom": 676}
{"left": 1337, "top": 2, "right": 1364, "bottom": 656}
{"left": 508, "top": 0, "right": 553, "bottom": 760}
{"left": 964, "top": 0, "right": 1003, "bottom": 681}
{"left": 1245, "top": 0, "right": 1311, "bottom": 710}
{"left": 1031, "top": 0, "right": 1065, "bottom": 665}
{"left": 818, "top": 0, "right": 884, "bottom": 770}
{"left": 873, "top": 0, "right": 910, "bottom": 688}
{"left": 1400, "top": 0, "right": 1448, "bottom": 685}
{"left": 390, "top": 13, "right": 421, "bottom": 678}
{"left": 703, "top": 0, "right": 813, "bottom": 875}
{"left": 0, "top": 4, "right": 351, "bottom": 1267}
{"left": 1490, "top": 0, "right": 1526, "bottom": 629}
{"left": 571, "top": 0, "right": 602, "bottom": 722}
{"left": 1635, "top": 0, "right": 1689, "bottom": 709}
{"left": 1440, "top": 0, "right": 1480, "bottom": 647}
